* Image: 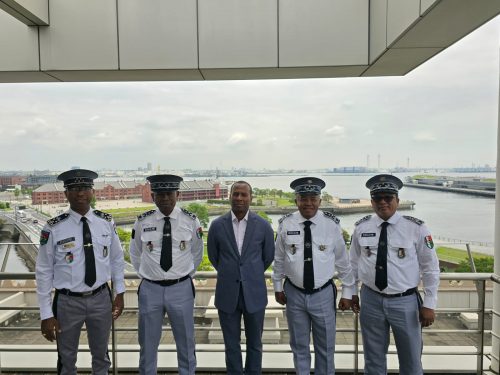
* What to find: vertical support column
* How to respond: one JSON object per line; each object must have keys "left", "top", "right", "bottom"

{"left": 492, "top": 54, "right": 500, "bottom": 374}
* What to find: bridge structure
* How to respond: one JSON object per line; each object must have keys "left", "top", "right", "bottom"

{"left": 0, "top": 0, "right": 500, "bottom": 373}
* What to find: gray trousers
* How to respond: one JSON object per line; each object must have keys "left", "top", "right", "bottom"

{"left": 138, "top": 278, "right": 196, "bottom": 375}
{"left": 54, "top": 287, "right": 112, "bottom": 375}
{"left": 360, "top": 284, "right": 423, "bottom": 375}
{"left": 284, "top": 281, "right": 337, "bottom": 375}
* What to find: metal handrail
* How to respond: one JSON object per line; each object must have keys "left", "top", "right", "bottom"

{"left": 0, "top": 272, "right": 497, "bottom": 374}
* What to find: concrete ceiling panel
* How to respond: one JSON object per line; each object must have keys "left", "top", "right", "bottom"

{"left": 370, "top": 0, "right": 388, "bottom": 64}
{"left": 118, "top": 0, "right": 198, "bottom": 70}
{"left": 279, "top": 0, "right": 368, "bottom": 67}
{"left": 387, "top": 0, "right": 420, "bottom": 46}
{"left": 198, "top": 0, "right": 278, "bottom": 69}
{"left": 45, "top": 69, "right": 204, "bottom": 82}
{"left": 39, "top": 0, "right": 118, "bottom": 70}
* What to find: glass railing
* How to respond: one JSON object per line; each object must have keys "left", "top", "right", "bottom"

{"left": 0, "top": 269, "right": 497, "bottom": 374}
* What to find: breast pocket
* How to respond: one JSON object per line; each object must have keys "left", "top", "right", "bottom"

{"left": 284, "top": 237, "right": 302, "bottom": 261}
{"left": 141, "top": 231, "right": 162, "bottom": 253}
{"left": 54, "top": 238, "right": 81, "bottom": 284}
{"left": 173, "top": 228, "right": 193, "bottom": 252}
{"left": 313, "top": 237, "right": 333, "bottom": 263}
{"left": 94, "top": 236, "right": 111, "bottom": 260}
{"left": 389, "top": 241, "right": 415, "bottom": 262}
{"left": 358, "top": 237, "right": 379, "bottom": 259}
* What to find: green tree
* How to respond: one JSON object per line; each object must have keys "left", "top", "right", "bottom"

{"left": 342, "top": 228, "right": 350, "bottom": 245}
{"left": 90, "top": 195, "right": 96, "bottom": 209}
{"left": 14, "top": 188, "right": 20, "bottom": 197}
{"left": 257, "top": 211, "right": 272, "bottom": 225}
{"left": 455, "top": 257, "right": 494, "bottom": 273}
{"left": 322, "top": 192, "right": 333, "bottom": 203}
{"left": 0, "top": 202, "right": 5, "bottom": 209}
{"left": 185, "top": 202, "right": 209, "bottom": 228}
{"left": 197, "top": 255, "right": 214, "bottom": 271}
{"left": 116, "top": 227, "right": 132, "bottom": 263}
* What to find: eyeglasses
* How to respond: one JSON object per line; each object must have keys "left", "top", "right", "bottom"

{"left": 67, "top": 186, "right": 92, "bottom": 192}
{"left": 371, "top": 195, "right": 395, "bottom": 203}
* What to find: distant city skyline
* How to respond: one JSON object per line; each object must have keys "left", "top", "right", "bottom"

{"left": 0, "top": 17, "right": 498, "bottom": 171}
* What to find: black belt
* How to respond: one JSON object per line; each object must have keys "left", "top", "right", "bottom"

{"left": 145, "top": 274, "right": 190, "bottom": 287}
{"left": 286, "top": 278, "right": 333, "bottom": 295}
{"left": 57, "top": 283, "right": 107, "bottom": 298}
{"left": 369, "top": 286, "right": 417, "bottom": 298}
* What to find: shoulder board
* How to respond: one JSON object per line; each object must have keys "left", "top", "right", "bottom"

{"left": 93, "top": 209, "right": 112, "bottom": 222}
{"left": 47, "top": 213, "right": 70, "bottom": 227}
{"left": 403, "top": 215, "right": 424, "bottom": 225}
{"left": 323, "top": 211, "right": 340, "bottom": 224}
{"left": 137, "top": 209, "right": 156, "bottom": 221}
{"left": 355, "top": 215, "right": 372, "bottom": 226}
{"left": 278, "top": 213, "right": 293, "bottom": 224}
{"left": 181, "top": 208, "right": 197, "bottom": 220}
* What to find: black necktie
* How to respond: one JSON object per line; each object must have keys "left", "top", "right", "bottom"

{"left": 161, "top": 217, "right": 172, "bottom": 272}
{"left": 303, "top": 220, "right": 314, "bottom": 291}
{"left": 375, "top": 221, "right": 389, "bottom": 291}
{"left": 81, "top": 217, "right": 96, "bottom": 287}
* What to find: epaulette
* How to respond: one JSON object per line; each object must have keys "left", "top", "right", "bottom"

{"left": 137, "top": 209, "right": 156, "bottom": 221}
{"left": 355, "top": 215, "right": 372, "bottom": 226}
{"left": 323, "top": 211, "right": 340, "bottom": 224}
{"left": 47, "top": 213, "right": 70, "bottom": 227}
{"left": 403, "top": 215, "right": 424, "bottom": 225}
{"left": 181, "top": 208, "right": 197, "bottom": 220}
{"left": 278, "top": 213, "right": 293, "bottom": 224}
{"left": 93, "top": 209, "right": 112, "bottom": 222}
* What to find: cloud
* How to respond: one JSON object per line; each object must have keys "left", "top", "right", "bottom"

{"left": 227, "top": 132, "right": 248, "bottom": 145}
{"left": 325, "top": 126, "right": 345, "bottom": 136}
{"left": 89, "top": 115, "right": 100, "bottom": 122}
{"left": 413, "top": 132, "right": 437, "bottom": 142}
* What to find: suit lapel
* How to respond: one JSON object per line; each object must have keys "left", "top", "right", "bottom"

{"left": 241, "top": 212, "right": 256, "bottom": 258}
{"left": 222, "top": 212, "right": 240, "bottom": 258}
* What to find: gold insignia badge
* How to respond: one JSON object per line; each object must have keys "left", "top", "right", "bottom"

{"left": 63, "top": 242, "right": 75, "bottom": 249}
{"left": 180, "top": 241, "right": 186, "bottom": 251}
{"left": 398, "top": 248, "right": 405, "bottom": 258}
{"left": 319, "top": 245, "right": 326, "bottom": 251}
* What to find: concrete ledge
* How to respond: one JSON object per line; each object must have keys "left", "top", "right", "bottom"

{"left": 0, "top": 344, "right": 491, "bottom": 373}
{"left": 0, "top": 291, "right": 26, "bottom": 325}
{"left": 459, "top": 312, "right": 478, "bottom": 329}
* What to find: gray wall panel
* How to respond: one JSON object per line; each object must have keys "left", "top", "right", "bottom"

{"left": 369, "top": 0, "right": 388, "bottom": 64}
{"left": 198, "top": 0, "right": 278, "bottom": 68}
{"left": 118, "top": 0, "right": 198, "bottom": 69}
{"left": 39, "top": 0, "right": 118, "bottom": 70}
{"left": 0, "top": 10, "right": 39, "bottom": 70}
{"left": 279, "top": 0, "right": 368, "bottom": 67}
{"left": 387, "top": 0, "right": 420, "bottom": 46}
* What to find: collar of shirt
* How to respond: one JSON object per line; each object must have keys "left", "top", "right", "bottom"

{"left": 374, "top": 211, "right": 402, "bottom": 227}
{"left": 68, "top": 208, "right": 94, "bottom": 224}
{"left": 231, "top": 210, "right": 249, "bottom": 223}
{"left": 297, "top": 211, "right": 320, "bottom": 226}
{"left": 154, "top": 206, "right": 180, "bottom": 222}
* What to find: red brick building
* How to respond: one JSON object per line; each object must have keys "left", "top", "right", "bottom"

{"left": 142, "top": 180, "right": 228, "bottom": 203}
{"left": 0, "top": 176, "right": 25, "bottom": 186}
{"left": 32, "top": 180, "right": 228, "bottom": 205}
{"left": 32, "top": 181, "right": 145, "bottom": 205}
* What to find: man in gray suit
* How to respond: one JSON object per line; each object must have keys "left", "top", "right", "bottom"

{"left": 208, "top": 181, "right": 275, "bottom": 375}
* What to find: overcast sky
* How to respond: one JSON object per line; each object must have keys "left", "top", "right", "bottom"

{"left": 0, "top": 17, "right": 499, "bottom": 172}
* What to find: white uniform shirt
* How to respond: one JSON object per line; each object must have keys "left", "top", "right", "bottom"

{"left": 35, "top": 208, "right": 126, "bottom": 320}
{"left": 129, "top": 206, "right": 203, "bottom": 280}
{"left": 349, "top": 211, "right": 440, "bottom": 309}
{"left": 231, "top": 210, "right": 249, "bottom": 254}
{"left": 272, "top": 210, "right": 356, "bottom": 299}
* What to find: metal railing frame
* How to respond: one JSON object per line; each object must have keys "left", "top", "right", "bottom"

{"left": 0, "top": 272, "right": 497, "bottom": 374}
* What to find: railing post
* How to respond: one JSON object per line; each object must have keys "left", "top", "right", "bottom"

{"left": 111, "top": 282, "right": 118, "bottom": 375}
{"left": 354, "top": 312, "right": 359, "bottom": 375}
{"left": 476, "top": 280, "right": 486, "bottom": 375}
